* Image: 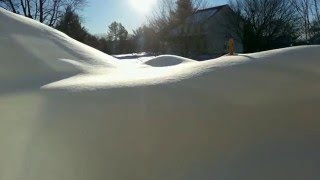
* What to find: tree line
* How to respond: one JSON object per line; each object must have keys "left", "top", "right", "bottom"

{"left": 229, "top": 0, "right": 320, "bottom": 52}
{"left": 0, "top": 0, "right": 208, "bottom": 55}
{"left": 0, "top": 0, "right": 86, "bottom": 26}
{"left": 1, "top": 0, "right": 320, "bottom": 55}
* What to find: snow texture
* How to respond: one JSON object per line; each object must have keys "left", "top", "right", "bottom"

{"left": 1, "top": 8, "right": 320, "bottom": 180}
{"left": 143, "top": 55, "right": 196, "bottom": 67}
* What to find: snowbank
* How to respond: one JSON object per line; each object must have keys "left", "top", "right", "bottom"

{"left": 143, "top": 55, "right": 196, "bottom": 67}
{"left": 0, "top": 8, "right": 118, "bottom": 94}
{"left": 1, "top": 8, "right": 320, "bottom": 180}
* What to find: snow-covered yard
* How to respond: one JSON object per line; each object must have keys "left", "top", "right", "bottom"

{"left": 1, "top": 8, "right": 320, "bottom": 180}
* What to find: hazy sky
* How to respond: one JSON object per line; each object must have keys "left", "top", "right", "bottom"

{"left": 82, "top": 0, "right": 228, "bottom": 35}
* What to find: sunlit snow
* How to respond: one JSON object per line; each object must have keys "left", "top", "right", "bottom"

{"left": 0, "top": 7, "right": 320, "bottom": 180}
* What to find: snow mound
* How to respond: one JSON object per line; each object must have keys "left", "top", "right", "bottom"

{"left": 143, "top": 55, "right": 196, "bottom": 67}
{"left": 1, "top": 7, "right": 320, "bottom": 180}
{"left": 0, "top": 8, "right": 119, "bottom": 93}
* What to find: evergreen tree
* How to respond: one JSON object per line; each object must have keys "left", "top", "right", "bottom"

{"left": 55, "top": 6, "right": 110, "bottom": 54}
{"left": 171, "top": 0, "right": 194, "bottom": 26}
{"left": 55, "top": 6, "right": 87, "bottom": 42}
{"left": 107, "top": 21, "right": 128, "bottom": 41}
{"left": 132, "top": 26, "right": 159, "bottom": 53}
{"left": 106, "top": 21, "right": 129, "bottom": 54}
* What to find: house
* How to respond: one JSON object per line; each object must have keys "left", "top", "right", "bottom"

{"left": 168, "top": 4, "right": 243, "bottom": 59}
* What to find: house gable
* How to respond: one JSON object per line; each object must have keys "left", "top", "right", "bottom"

{"left": 168, "top": 4, "right": 243, "bottom": 57}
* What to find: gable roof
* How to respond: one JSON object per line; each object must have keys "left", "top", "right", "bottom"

{"left": 170, "top": 4, "right": 230, "bottom": 37}
{"left": 186, "top": 4, "right": 229, "bottom": 24}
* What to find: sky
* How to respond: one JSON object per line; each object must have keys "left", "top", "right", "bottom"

{"left": 82, "top": 0, "right": 228, "bottom": 35}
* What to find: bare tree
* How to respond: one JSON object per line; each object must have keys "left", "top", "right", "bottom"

{"left": 147, "top": 0, "right": 175, "bottom": 33}
{"left": 147, "top": 0, "right": 208, "bottom": 32}
{"left": 0, "top": 0, "right": 86, "bottom": 26}
{"left": 229, "top": 0, "right": 299, "bottom": 52}
{"left": 291, "top": 0, "right": 312, "bottom": 40}
{"left": 309, "top": 0, "right": 320, "bottom": 42}
{"left": 313, "top": 0, "right": 320, "bottom": 21}
{"left": 145, "top": 0, "right": 208, "bottom": 53}
{"left": 289, "top": 0, "right": 320, "bottom": 42}
{"left": 0, "top": 0, "right": 18, "bottom": 13}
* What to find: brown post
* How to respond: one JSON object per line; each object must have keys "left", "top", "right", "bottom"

{"left": 229, "top": 38, "right": 235, "bottom": 55}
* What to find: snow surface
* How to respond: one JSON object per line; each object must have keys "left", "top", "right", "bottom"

{"left": 142, "top": 55, "right": 196, "bottom": 67}
{"left": 1, "top": 8, "right": 320, "bottom": 180}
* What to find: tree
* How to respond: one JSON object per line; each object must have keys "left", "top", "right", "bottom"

{"left": 106, "top": 21, "right": 130, "bottom": 54}
{"left": 290, "top": 0, "right": 320, "bottom": 42}
{"left": 55, "top": 7, "right": 111, "bottom": 53}
{"left": 171, "top": 0, "right": 194, "bottom": 26}
{"left": 147, "top": 0, "right": 208, "bottom": 53}
{"left": 148, "top": 0, "right": 207, "bottom": 33}
{"left": 132, "top": 25, "right": 159, "bottom": 53}
{"left": 309, "top": 20, "right": 320, "bottom": 44}
{"left": 55, "top": 6, "right": 87, "bottom": 42}
{"left": 291, "top": 0, "right": 312, "bottom": 41}
{"left": 313, "top": 0, "right": 320, "bottom": 22}
{"left": 0, "top": 0, "right": 86, "bottom": 26}
{"left": 106, "top": 21, "right": 128, "bottom": 41}
{"left": 132, "top": 26, "right": 145, "bottom": 52}
{"left": 83, "top": 34, "right": 111, "bottom": 53}
{"left": 229, "top": 0, "right": 299, "bottom": 52}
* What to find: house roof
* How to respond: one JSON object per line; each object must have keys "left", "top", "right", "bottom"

{"left": 170, "top": 4, "right": 230, "bottom": 37}
{"left": 186, "top": 4, "right": 229, "bottom": 24}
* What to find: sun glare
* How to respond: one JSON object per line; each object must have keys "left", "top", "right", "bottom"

{"left": 129, "top": 0, "right": 156, "bottom": 15}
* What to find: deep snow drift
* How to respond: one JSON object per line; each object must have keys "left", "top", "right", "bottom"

{"left": 1, "top": 8, "right": 320, "bottom": 180}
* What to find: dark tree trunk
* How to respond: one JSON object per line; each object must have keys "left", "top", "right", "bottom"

{"left": 20, "top": 0, "right": 27, "bottom": 16}
{"left": 7, "top": 0, "right": 17, "bottom": 13}
{"left": 39, "top": 0, "right": 44, "bottom": 22}
{"left": 26, "top": 0, "right": 32, "bottom": 18}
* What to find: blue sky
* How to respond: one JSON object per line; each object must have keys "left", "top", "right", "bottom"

{"left": 82, "top": 0, "right": 228, "bottom": 35}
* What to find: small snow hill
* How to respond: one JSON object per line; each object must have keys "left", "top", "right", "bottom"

{"left": 143, "top": 55, "right": 197, "bottom": 67}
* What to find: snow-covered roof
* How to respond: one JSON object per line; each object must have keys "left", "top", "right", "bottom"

{"left": 170, "top": 5, "right": 229, "bottom": 36}
{"left": 186, "top": 4, "right": 228, "bottom": 24}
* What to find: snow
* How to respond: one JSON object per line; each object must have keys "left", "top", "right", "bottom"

{"left": 1, "top": 7, "right": 320, "bottom": 180}
{"left": 142, "top": 55, "right": 196, "bottom": 67}
{"left": 113, "top": 52, "right": 150, "bottom": 58}
{"left": 113, "top": 52, "right": 156, "bottom": 64}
